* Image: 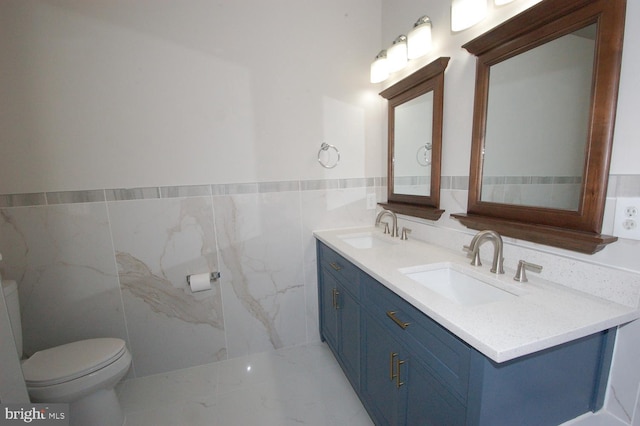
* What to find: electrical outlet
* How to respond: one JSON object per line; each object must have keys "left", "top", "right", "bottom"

{"left": 614, "top": 197, "right": 640, "bottom": 240}
{"left": 366, "top": 193, "right": 377, "bottom": 210}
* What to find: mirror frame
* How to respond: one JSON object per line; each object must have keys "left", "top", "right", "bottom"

{"left": 379, "top": 57, "right": 450, "bottom": 221}
{"left": 452, "top": 0, "right": 625, "bottom": 254}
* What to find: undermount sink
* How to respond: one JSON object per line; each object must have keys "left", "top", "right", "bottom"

{"left": 338, "top": 232, "right": 396, "bottom": 249}
{"left": 400, "top": 265, "right": 516, "bottom": 306}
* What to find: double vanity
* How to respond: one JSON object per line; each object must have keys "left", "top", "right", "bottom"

{"left": 315, "top": 227, "right": 638, "bottom": 425}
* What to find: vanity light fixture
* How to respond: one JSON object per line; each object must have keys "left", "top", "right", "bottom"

{"left": 387, "top": 35, "right": 408, "bottom": 73}
{"left": 370, "top": 16, "right": 435, "bottom": 84}
{"left": 407, "top": 16, "right": 433, "bottom": 60}
{"left": 451, "top": 0, "right": 487, "bottom": 32}
{"left": 370, "top": 50, "right": 389, "bottom": 83}
{"left": 494, "top": 0, "right": 515, "bottom": 4}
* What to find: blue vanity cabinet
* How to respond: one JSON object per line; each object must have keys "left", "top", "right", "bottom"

{"left": 315, "top": 240, "right": 616, "bottom": 426}
{"left": 317, "top": 241, "right": 361, "bottom": 389}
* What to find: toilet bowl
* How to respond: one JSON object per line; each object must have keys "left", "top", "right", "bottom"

{"left": 2, "top": 280, "right": 132, "bottom": 426}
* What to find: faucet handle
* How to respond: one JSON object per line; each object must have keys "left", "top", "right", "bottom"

{"left": 514, "top": 260, "right": 543, "bottom": 282}
{"left": 400, "top": 227, "right": 412, "bottom": 240}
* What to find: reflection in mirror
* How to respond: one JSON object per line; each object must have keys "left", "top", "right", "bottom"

{"left": 453, "top": 0, "right": 626, "bottom": 254}
{"left": 379, "top": 57, "right": 449, "bottom": 221}
{"left": 481, "top": 24, "right": 596, "bottom": 211}
{"left": 394, "top": 91, "right": 434, "bottom": 197}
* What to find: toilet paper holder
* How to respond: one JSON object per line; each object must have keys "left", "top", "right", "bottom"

{"left": 186, "top": 272, "right": 221, "bottom": 285}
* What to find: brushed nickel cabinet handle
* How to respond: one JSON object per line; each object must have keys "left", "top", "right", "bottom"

{"left": 390, "top": 352, "right": 398, "bottom": 381}
{"left": 396, "top": 358, "right": 405, "bottom": 388}
{"left": 329, "top": 262, "right": 342, "bottom": 271}
{"left": 386, "top": 311, "right": 410, "bottom": 329}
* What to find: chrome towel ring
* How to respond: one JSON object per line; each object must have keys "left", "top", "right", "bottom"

{"left": 416, "top": 143, "right": 432, "bottom": 166}
{"left": 318, "top": 142, "right": 340, "bottom": 169}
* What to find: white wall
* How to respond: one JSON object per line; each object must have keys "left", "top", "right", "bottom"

{"left": 0, "top": 0, "right": 384, "bottom": 193}
{"left": 0, "top": 0, "right": 385, "bottom": 380}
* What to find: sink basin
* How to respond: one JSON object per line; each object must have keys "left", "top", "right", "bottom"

{"left": 338, "top": 232, "right": 396, "bottom": 249}
{"left": 400, "top": 265, "right": 515, "bottom": 306}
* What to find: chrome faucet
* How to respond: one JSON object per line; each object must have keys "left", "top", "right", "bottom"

{"left": 464, "top": 230, "right": 505, "bottom": 274}
{"left": 375, "top": 209, "right": 399, "bottom": 237}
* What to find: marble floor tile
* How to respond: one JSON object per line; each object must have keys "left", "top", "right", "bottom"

{"left": 120, "top": 342, "right": 374, "bottom": 426}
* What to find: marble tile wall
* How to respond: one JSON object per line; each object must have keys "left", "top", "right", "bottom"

{"left": 1, "top": 174, "right": 638, "bottom": 388}
{"left": 0, "top": 179, "right": 380, "bottom": 378}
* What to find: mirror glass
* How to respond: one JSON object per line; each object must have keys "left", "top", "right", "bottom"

{"left": 394, "top": 91, "right": 434, "bottom": 197}
{"left": 379, "top": 57, "right": 449, "bottom": 221}
{"left": 481, "top": 24, "right": 596, "bottom": 211}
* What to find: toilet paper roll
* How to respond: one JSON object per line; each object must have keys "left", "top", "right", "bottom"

{"left": 188, "top": 273, "right": 211, "bottom": 293}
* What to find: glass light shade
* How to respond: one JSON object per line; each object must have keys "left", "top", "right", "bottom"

{"left": 451, "top": 0, "right": 487, "bottom": 32}
{"left": 495, "top": 0, "right": 515, "bottom": 4}
{"left": 370, "top": 51, "right": 389, "bottom": 83}
{"left": 387, "top": 35, "right": 408, "bottom": 73}
{"left": 407, "top": 16, "right": 432, "bottom": 60}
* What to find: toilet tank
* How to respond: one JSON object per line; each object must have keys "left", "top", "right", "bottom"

{"left": 2, "top": 280, "right": 23, "bottom": 358}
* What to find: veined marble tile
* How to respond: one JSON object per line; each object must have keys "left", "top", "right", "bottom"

{"left": 212, "top": 191, "right": 306, "bottom": 358}
{"left": 605, "top": 319, "right": 640, "bottom": 424}
{"left": 0, "top": 204, "right": 128, "bottom": 355}
{"left": 121, "top": 342, "right": 373, "bottom": 426}
{"left": 108, "top": 197, "right": 226, "bottom": 377}
{"left": 118, "top": 361, "right": 219, "bottom": 414}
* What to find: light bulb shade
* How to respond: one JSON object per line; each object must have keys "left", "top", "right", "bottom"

{"left": 495, "top": 0, "right": 515, "bottom": 4}
{"left": 370, "top": 51, "right": 389, "bottom": 83}
{"left": 387, "top": 35, "right": 408, "bottom": 73}
{"left": 407, "top": 16, "right": 432, "bottom": 60}
{"left": 451, "top": 0, "right": 487, "bottom": 31}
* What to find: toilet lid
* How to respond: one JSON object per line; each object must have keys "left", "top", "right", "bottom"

{"left": 22, "top": 338, "right": 127, "bottom": 387}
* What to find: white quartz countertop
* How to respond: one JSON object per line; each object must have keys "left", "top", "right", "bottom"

{"left": 314, "top": 227, "right": 640, "bottom": 363}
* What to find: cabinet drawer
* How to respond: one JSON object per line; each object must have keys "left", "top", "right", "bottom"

{"left": 318, "top": 242, "right": 359, "bottom": 295}
{"left": 362, "top": 273, "right": 471, "bottom": 402}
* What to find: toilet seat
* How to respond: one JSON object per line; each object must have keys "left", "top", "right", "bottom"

{"left": 23, "top": 338, "right": 127, "bottom": 387}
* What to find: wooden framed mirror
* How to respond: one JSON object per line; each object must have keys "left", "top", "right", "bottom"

{"left": 452, "top": 0, "right": 626, "bottom": 253}
{"left": 379, "top": 57, "right": 449, "bottom": 221}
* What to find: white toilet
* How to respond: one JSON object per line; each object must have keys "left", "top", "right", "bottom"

{"left": 2, "top": 279, "right": 132, "bottom": 426}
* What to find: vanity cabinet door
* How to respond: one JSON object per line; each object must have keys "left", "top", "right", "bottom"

{"left": 317, "top": 242, "right": 361, "bottom": 388}
{"left": 337, "top": 285, "right": 360, "bottom": 383}
{"left": 362, "top": 311, "right": 467, "bottom": 426}
{"left": 320, "top": 271, "right": 339, "bottom": 350}
{"left": 405, "top": 357, "right": 466, "bottom": 426}
{"left": 361, "top": 311, "right": 406, "bottom": 426}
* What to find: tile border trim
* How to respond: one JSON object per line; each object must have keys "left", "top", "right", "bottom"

{"left": 0, "top": 174, "right": 636, "bottom": 207}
